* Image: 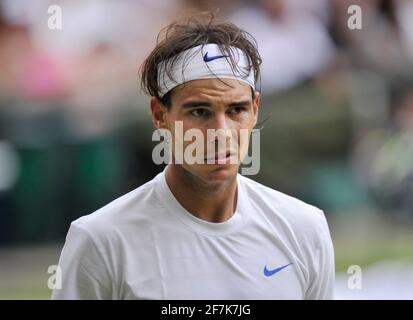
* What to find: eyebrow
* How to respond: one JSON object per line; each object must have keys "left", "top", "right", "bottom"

{"left": 228, "top": 100, "right": 251, "bottom": 107}
{"left": 181, "top": 101, "right": 212, "bottom": 109}
{"left": 181, "top": 100, "right": 251, "bottom": 109}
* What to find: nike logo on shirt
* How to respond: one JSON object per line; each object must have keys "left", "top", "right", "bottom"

{"left": 263, "top": 263, "right": 293, "bottom": 277}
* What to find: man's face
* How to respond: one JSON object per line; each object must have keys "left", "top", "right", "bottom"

{"left": 152, "top": 78, "right": 259, "bottom": 183}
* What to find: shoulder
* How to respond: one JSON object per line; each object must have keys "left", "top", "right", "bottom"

{"left": 69, "top": 173, "right": 163, "bottom": 241}
{"left": 239, "top": 175, "right": 335, "bottom": 292}
{"left": 238, "top": 174, "right": 330, "bottom": 243}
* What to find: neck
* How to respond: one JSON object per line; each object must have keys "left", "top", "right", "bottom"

{"left": 165, "top": 165, "right": 238, "bottom": 223}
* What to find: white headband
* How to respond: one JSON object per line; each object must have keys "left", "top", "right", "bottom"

{"left": 157, "top": 43, "right": 255, "bottom": 97}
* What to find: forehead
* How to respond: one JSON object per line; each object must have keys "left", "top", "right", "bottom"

{"left": 171, "top": 78, "right": 252, "bottom": 105}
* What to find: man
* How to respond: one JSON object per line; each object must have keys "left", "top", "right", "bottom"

{"left": 52, "top": 15, "right": 335, "bottom": 300}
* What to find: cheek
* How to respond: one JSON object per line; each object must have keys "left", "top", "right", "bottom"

{"left": 173, "top": 121, "right": 206, "bottom": 151}
{"left": 164, "top": 112, "right": 176, "bottom": 131}
{"left": 232, "top": 118, "right": 255, "bottom": 158}
{"left": 235, "top": 109, "right": 256, "bottom": 127}
{"left": 233, "top": 115, "right": 256, "bottom": 135}
{"left": 238, "top": 129, "right": 252, "bottom": 160}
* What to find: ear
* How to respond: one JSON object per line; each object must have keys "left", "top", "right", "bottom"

{"left": 150, "top": 97, "right": 168, "bottom": 129}
{"left": 252, "top": 91, "right": 260, "bottom": 126}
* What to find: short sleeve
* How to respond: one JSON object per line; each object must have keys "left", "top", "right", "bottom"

{"left": 51, "top": 223, "right": 112, "bottom": 300}
{"left": 305, "top": 210, "right": 335, "bottom": 300}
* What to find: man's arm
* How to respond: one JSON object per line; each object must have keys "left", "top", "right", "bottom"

{"left": 305, "top": 210, "right": 335, "bottom": 300}
{"left": 51, "top": 223, "right": 112, "bottom": 300}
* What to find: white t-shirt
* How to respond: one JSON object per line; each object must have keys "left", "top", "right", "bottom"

{"left": 51, "top": 166, "right": 335, "bottom": 300}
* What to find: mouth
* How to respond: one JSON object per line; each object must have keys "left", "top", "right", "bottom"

{"left": 204, "top": 151, "right": 237, "bottom": 163}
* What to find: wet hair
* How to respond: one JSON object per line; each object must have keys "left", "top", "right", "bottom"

{"left": 140, "top": 12, "right": 262, "bottom": 108}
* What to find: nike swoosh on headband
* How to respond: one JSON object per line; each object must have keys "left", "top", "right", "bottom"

{"left": 203, "top": 52, "right": 229, "bottom": 62}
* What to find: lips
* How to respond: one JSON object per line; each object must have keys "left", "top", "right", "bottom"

{"left": 204, "top": 151, "right": 236, "bottom": 162}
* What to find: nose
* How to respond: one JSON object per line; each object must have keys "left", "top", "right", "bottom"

{"left": 207, "top": 113, "right": 232, "bottom": 144}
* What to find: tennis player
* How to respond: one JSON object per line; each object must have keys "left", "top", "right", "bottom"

{"left": 52, "top": 15, "right": 335, "bottom": 300}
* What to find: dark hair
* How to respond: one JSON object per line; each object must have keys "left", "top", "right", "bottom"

{"left": 140, "top": 13, "right": 262, "bottom": 108}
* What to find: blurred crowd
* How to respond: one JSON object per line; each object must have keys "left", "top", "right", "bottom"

{"left": 1, "top": 0, "right": 413, "bottom": 245}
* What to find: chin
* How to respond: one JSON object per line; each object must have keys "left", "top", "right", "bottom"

{"left": 189, "top": 163, "right": 239, "bottom": 183}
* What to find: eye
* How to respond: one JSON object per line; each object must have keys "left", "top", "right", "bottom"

{"left": 228, "top": 106, "right": 245, "bottom": 115}
{"left": 190, "top": 108, "right": 210, "bottom": 118}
